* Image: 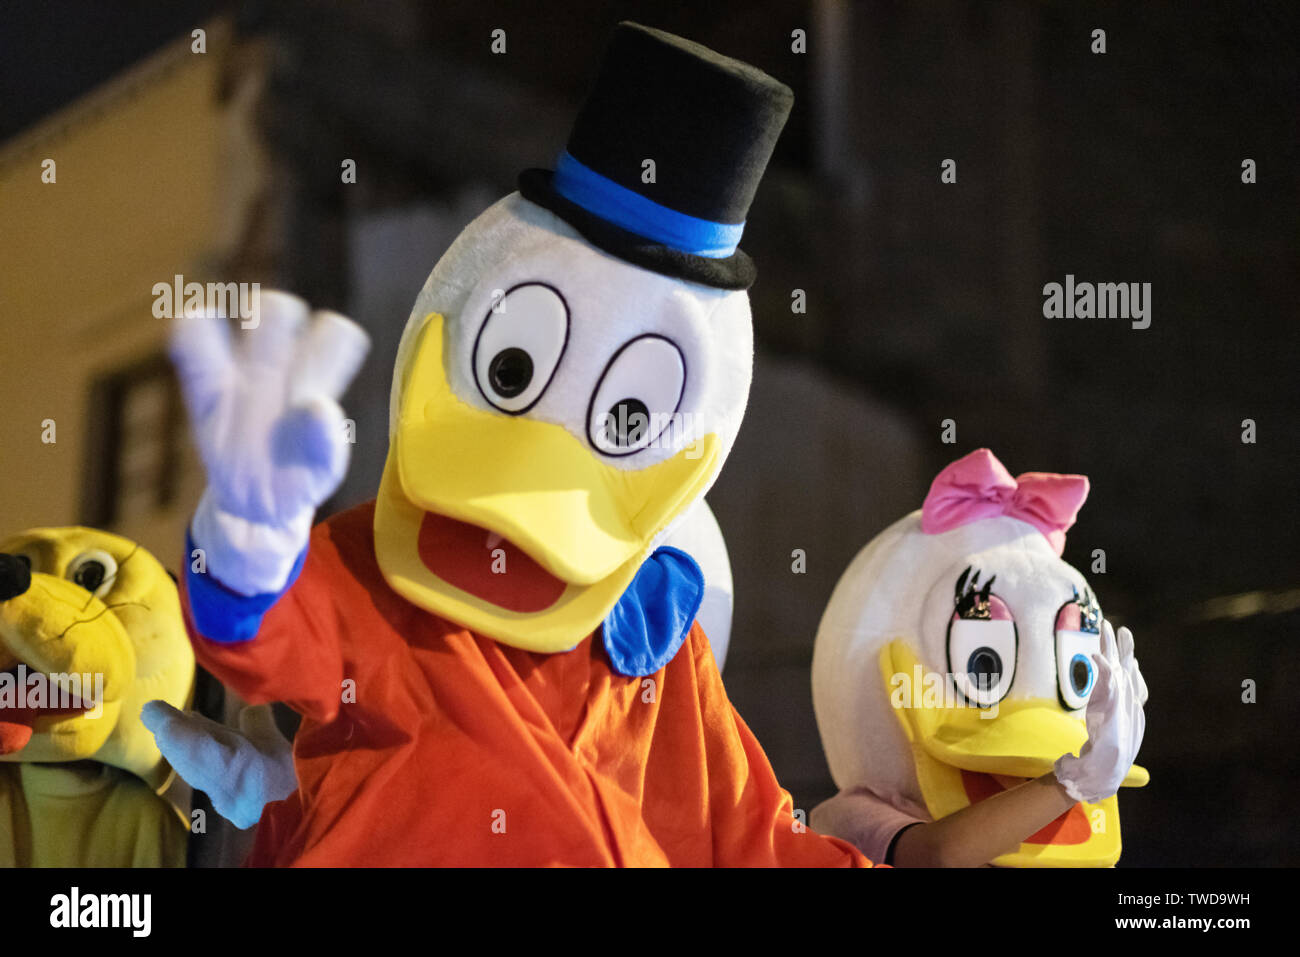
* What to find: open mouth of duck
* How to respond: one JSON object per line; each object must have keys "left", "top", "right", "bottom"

{"left": 961, "top": 770, "right": 1092, "bottom": 845}
{"left": 418, "top": 512, "right": 568, "bottom": 613}
{"left": 0, "top": 662, "right": 96, "bottom": 756}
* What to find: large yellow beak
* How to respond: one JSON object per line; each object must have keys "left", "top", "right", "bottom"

{"left": 884, "top": 640, "right": 1149, "bottom": 784}
{"left": 375, "top": 313, "right": 721, "bottom": 652}
{"left": 881, "top": 640, "right": 1147, "bottom": 867}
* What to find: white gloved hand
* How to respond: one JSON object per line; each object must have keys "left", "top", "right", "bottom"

{"left": 141, "top": 700, "right": 298, "bottom": 831}
{"left": 1053, "top": 620, "right": 1147, "bottom": 804}
{"left": 169, "top": 291, "right": 370, "bottom": 595}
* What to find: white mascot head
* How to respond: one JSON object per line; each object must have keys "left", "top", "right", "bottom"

{"left": 374, "top": 23, "right": 791, "bottom": 660}
{"left": 812, "top": 448, "right": 1148, "bottom": 866}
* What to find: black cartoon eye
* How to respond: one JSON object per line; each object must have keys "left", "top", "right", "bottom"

{"left": 472, "top": 283, "right": 569, "bottom": 414}
{"left": 1054, "top": 585, "right": 1102, "bottom": 710}
{"left": 587, "top": 335, "right": 686, "bottom": 456}
{"left": 946, "top": 566, "right": 1017, "bottom": 707}
{"left": 488, "top": 348, "right": 534, "bottom": 398}
{"left": 67, "top": 550, "right": 118, "bottom": 598}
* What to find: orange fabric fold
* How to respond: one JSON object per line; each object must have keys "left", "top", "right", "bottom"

{"left": 185, "top": 502, "right": 871, "bottom": 867}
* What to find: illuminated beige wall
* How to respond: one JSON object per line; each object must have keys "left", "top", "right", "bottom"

{"left": 0, "top": 21, "right": 266, "bottom": 566}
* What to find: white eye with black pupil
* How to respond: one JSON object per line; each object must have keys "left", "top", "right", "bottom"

{"left": 67, "top": 550, "right": 118, "bottom": 598}
{"left": 1055, "top": 595, "right": 1102, "bottom": 710}
{"left": 588, "top": 335, "right": 686, "bottom": 456}
{"left": 472, "top": 283, "right": 569, "bottom": 414}
{"left": 945, "top": 567, "right": 1017, "bottom": 707}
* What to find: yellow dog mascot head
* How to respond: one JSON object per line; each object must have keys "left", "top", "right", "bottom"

{"left": 0, "top": 527, "right": 195, "bottom": 866}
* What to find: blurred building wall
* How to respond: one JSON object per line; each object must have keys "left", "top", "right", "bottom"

{"left": 0, "top": 18, "right": 280, "bottom": 867}
{"left": 0, "top": 20, "right": 265, "bottom": 562}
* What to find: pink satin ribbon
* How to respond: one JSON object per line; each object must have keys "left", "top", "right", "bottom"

{"left": 920, "top": 449, "right": 1089, "bottom": 555}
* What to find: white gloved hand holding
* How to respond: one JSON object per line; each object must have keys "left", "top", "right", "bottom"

{"left": 1053, "top": 620, "right": 1148, "bottom": 804}
{"left": 169, "top": 291, "right": 370, "bottom": 595}
{"left": 142, "top": 701, "right": 297, "bottom": 830}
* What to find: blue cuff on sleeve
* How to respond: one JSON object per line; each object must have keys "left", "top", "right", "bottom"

{"left": 184, "top": 530, "right": 307, "bottom": 644}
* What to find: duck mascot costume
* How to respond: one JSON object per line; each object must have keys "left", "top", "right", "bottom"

{"left": 811, "top": 449, "right": 1149, "bottom": 867}
{"left": 149, "top": 22, "right": 869, "bottom": 867}
{"left": 0, "top": 528, "right": 195, "bottom": 867}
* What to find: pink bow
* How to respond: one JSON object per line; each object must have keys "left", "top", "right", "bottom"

{"left": 920, "top": 449, "right": 1089, "bottom": 556}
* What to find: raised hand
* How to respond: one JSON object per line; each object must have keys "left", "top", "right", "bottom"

{"left": 1053, "top": 620, "right": 1148, "bottom": 804}
{"left": 169, "top": 291, "right": 370, "bottom": 595}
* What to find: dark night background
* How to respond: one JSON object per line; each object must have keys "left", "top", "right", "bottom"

{"left": 1, "top": 0, "right": 1296, "bottom": 866}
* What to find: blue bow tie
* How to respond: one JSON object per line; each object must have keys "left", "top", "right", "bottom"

{"left": 601, "top": 546, "right": 704, "bottom": 677}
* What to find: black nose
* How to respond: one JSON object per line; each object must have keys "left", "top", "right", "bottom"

{"left": 0, "top": 554, "right": 31, "bottom": 601}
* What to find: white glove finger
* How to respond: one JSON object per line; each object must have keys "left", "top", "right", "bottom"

{"left": 1134, "top": 698, "right": 1146, "bottom": 756}
{"left": 141, "top": 700, "right": 240, "bottom": 797}
{"left": 1114, "top": 631, "right": 1142, "bottom": 712}
{"left": 272, "top": 396, "right": 348, "bottom": 475}
{"left": 142, "top": 698, "right": 242, "bottom": 747}
{"left": 1117, "top": 625, "right": 1135, "bottom": 663}
{"left": 1090, "top": 649, "right": 1116, "bottom": 706}
{"left": 1128, "top": 658, "right": 1147, "bottom": 745}
{"left": 139, "top": 698, "right": 183, "bottom": 736}
{"left": 291, "top": 310, "right": 372, "bottom": 403}
{"left": 1101, "top": 619, "right": 1120, "bottom": 667}
{"left": 169, "top": 315, "right": 233, "bottom": 424}
{"left": 1109, "top": 638, "right": 1134, "bottom": 703}
{"left": 1106, "top": 647, "right": 1144, "bottom": 776}
{"left": 238, "top": 289, "right": 310, "bottom": 371}
{"left": 238, "top": 703, "right": 293, "bottom": 756}
{"left": 1101, "top": 622, "right": 1126, "bottom": 705}
{"left": 1116, "top": 626, "right": 1149, "bottom": 705}
{"left": 1086, "top": 651, "right": 1117, "bottom": 737}
{"left": 1130, "top": 656, "right": 1149, "bottom": 706}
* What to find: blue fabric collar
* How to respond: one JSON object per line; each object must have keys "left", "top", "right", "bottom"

{"left": 601, "top": 546, "right": 705, "bottom": 677}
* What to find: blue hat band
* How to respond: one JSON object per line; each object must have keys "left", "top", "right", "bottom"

{"left": 552, "top": 151, "right": 745, "bottom": 259}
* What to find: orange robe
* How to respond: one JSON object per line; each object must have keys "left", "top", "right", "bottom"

{"left": 184, "top": 501, "right": 870, "bottom": 867}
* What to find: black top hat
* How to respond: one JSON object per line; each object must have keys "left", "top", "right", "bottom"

{"left": 518, "top": 22, "right": 794, "bottom": 291}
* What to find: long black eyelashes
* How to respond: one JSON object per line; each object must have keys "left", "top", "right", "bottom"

{"left": 954, "top": 565, "right": 997, "bottom": 620}
{"left": 1069, "top": 583, "right": 1101, "bottom": 633}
